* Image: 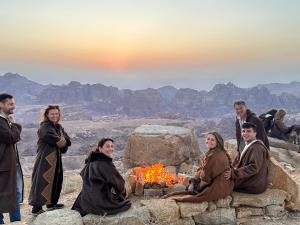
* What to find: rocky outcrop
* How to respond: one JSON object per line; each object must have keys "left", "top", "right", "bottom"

{"left": 123, "top": 125, "right": 200, "bottom": 168}
{"left": 32, "top": 189, "right": 289, "bottom": 225}
{"left": 269, "top": 137, "right": 300, "bottom": 152}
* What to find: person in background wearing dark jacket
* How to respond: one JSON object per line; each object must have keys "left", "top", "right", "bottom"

{"left": 29, "top": 105, "right": 71, "bottom": 215}
{"left": 72, "top": 138, "right": 131, "bottom": 216}
{"left": 269, "top": 109, "right": 300, "bottom": 142}
{"left": 0, "top": 93, "right": 24, "bottom": 224}
{"left": 234, "top": 101, "right": 269, "bottom": 154}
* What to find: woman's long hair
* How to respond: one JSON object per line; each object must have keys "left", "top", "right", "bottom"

{"left": 85, "top": 138, "right": 114, "bottom": 163}
{"left": 206, "top": 131, "right": 232, "bottom": 165}
{"left": 274, "top": 109, "right": 286, "bottom": 121}
{"left": 40, "top": 105, "right": 61, "bottom": 125}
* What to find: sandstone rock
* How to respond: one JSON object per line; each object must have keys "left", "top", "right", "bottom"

{"left": 168, "top": 217, "right": 195, "bottom": 225}
{"left": 179, "top": 162, "right": 191, "bottom": 174}
{"left": 125, "top": 176, "right": 136, "bottom": 194}
{"left": 140, "top": 199, "right": 180, "bottom": 224}
{"left": 268, "top": 157, "right": 300, "bottom": 210}
{"left": 32, "top": 209, "right": 83, "bottom": 225}
{"left": 236, "top": 207, "right": 264, "bottom": 218}
{"left": 208, "top": 201, "right": 217, "bottom": 212}
{"left": 237, "top": 216, "right": 265, "bottom": 225}
{"left": 232, "top": 189, "right": 288, "bottom": 208}
{"left": 172, "top": 184, "right": 186, "bottom": 192}
{"left": 82, "top": 206, "right": 151, "bottom": 225}
{"left": 177, "top": 201, "right": 208, "bottom": 218}
{"left": 123, "top": 125, "right": 200, "bottom": 168}
{"left": 165, "top": 166, "right": 177, "bottom": 174}
{"left": 135, "top": 181, "right": 144, "bottom": 196}
{"left": 265, "top": 205, "right": 286, "bottom": 217}
{"left": 215, "top": 196, "right": 232, "bottom": 208}
{"left": 269, "top": 137, "right": 299, "bottom": 152}
{"left": 7, "top": 222, "right": 27, "bottom": 225}
{"left": 193, "top": 208, "right": 236, "bottom": 225}
{"left": 143, "top": 188, "right": 164, "bottom": 197}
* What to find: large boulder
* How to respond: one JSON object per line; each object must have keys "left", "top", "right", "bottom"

{"left": 83, "top": 206, "right": 151, "bottom": 225}
{"left": 32, "top": 209, "right": 83, "bottom": 225}
{"left": 123, "top": 125, "right": 200, "bottom": 168}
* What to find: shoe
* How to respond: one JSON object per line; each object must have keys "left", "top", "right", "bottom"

{"left": 32, "top": 206, "right": 45, "bottom": 215}
{"left": 46, "top": 203, "right": 64, "bottom": 210}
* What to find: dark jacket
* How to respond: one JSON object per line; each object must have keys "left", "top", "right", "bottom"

{"left": 236, "top": 109, "right": 269, "bottom": 149}
{"left": 0, "top": 117, "right": 23, "bottom": 212}
{"left": 29, "top": 121, "right": 71, "bottom": 207}
{"left": 72, "top": 152, "right": 131, "bottom": 216}
{"left": 232, "top": 140, "right": 269, "bottom": 194}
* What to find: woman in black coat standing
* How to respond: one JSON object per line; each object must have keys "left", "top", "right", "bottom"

{"left": 29, "top": 105, "right": 71, "bottom": 214}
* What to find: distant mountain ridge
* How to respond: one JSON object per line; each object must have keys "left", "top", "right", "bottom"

{"left": 1, "top": 72, "right": 300, "bottom": 118}
{"left": 257, "top": 81, "right": 300, "bottom": 96}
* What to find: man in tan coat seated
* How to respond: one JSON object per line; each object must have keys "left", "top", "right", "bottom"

{"left": 224, "top": 122, "right": 269, "bottom": 194}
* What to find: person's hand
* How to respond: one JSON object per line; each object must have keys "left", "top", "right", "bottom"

{"left": 7, "top": 115, "right": 15, "bottom": 123}
{"left": 224, "top": 168, "right": 232, "bottom": 180}
{"left": 168, "top": 196, "right": 184, "bottom": 202}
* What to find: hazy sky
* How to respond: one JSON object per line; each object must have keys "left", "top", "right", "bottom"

{"left": 0, "top": 0, "right": 299, "bottom": 90}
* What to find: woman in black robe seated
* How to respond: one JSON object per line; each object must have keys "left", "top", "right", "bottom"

{"left": 72, "top": 138, "right": 131, "bottom": 216}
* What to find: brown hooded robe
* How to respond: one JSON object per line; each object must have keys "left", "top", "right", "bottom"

{"left": 232, "top": 140, "right": 269, "bottom": 194}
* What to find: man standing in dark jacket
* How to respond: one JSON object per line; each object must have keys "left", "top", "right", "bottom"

{"left": 234, "top": 101, "right": 269, "bottom": 153}
{"left": 0, "top": 93, "right": 23, "bottom": 224}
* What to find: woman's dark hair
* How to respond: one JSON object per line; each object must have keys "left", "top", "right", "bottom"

{"left": 40, "top": 105, "right": 61, "bottom": 125}
{"left": 85, "top": 138, "right": 114, "bottom": 163}
{"left": 97, "top": 138, "right": 114, "bottom": 148}
{"left": 206, "top": 131, "right": 232, "bottom": 165}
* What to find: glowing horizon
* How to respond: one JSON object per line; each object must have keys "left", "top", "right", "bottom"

{"left": 0, "top": 0, "right": 299, "bottom": 89}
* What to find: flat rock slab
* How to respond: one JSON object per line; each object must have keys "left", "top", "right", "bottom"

{"left": 83, "top": 206, "right": 151, "bottom": 225}
{"left": 177, "top": 202, "right": 208, "bottom": 218}
{"left": 232, "top": 189, "right": 288, "bottom": 207}
{"left": 193, "top": 208, "right": 236, "bottom": 225}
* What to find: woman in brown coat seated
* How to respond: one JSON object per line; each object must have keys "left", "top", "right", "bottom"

{"left": 270, "top": 109, "right": 296, "bottom": 141}
{"left": 72, "top": 138, "right": 131, "bottom": 216}
{"left": 165, "top": 131, "right": 234, "bottom": 202}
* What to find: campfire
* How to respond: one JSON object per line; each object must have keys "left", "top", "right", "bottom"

{"left": 128, "top": 163, "right": 186, "bottom": 197}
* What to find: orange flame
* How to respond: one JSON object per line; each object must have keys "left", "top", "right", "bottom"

{"left": 131, "top": 163, "right": 185, "bottom": 187}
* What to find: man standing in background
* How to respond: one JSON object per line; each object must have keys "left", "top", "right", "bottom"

{"left": 0, "top": 93, "right": 24, "bottom": 224}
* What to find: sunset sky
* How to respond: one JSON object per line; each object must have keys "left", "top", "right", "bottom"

{"left": 0, "top": 0, "right": 299, "bottom": 89}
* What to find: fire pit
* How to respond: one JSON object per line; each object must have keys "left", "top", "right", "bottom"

{"left": 127, "top": 163, "right": 187, "bottom": 197}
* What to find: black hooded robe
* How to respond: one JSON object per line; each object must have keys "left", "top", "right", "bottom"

{"left": 72, "top": 152, "right": 131, "bottom": 216}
